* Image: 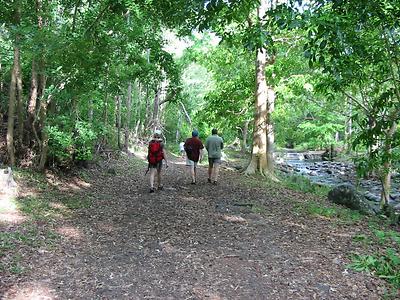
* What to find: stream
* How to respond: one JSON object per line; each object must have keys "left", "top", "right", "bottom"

{"left": 275, "top": 151, "right": 400, "bottom": 212}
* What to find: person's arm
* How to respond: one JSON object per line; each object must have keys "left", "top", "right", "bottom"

{"left": 220, "top": 137, "right": 224, "bottom": 150}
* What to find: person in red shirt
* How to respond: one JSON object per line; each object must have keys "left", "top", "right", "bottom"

{"left": 184, "top": 130, "right": 204, "bottom": 184}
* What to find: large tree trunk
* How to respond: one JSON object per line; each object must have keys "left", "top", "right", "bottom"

{"left": 245, "top": 45, "right": 268, "bottom": 175}
{"left": 245, "top": 0, "right": 275, "bottom": 176}
{"left": 16, "top": 51, "right": 23, "bottom": 147}
{"left": 6, "top": 3, "right": 22, "bottom": 167}
{"left": 7, "top": 47, "right": 19, "bottom": 167}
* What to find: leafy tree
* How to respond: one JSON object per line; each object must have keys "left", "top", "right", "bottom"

{"left": 305, "top": 0, "right": 400, "bottom": 208}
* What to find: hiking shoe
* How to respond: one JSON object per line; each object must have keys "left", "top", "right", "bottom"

{"left": 207, "top": 178, "right": 212, "bottom": 183}
{"left": 158, "top": 185, "right": 164, "bottom": 191}
{"left": 191, "top": 181, "right": 196, "bottom": 185}
{"left": 213, "top": 181, "right": 217, "bottom": 185}
{"left": 149, "top": 187, "right": 155, "bottom": 193}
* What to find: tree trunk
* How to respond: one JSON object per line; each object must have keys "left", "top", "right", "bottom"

{"left": 116, "top": 95, "right": 121, "bottom": 149}
{"left": 266, "top": 87, "right": 275, "bottom": 172}
{"left": 151, "top": 87, "right": 161, "bottom": 130}
{"left": 241, "top": 119, "right": 250, "bottom": 154}
{"left": 0, "top": 56, "right": 3, "bottom": 119}
{"left": 37, "top": 94, "right": 51, "bottom": 171}
{"left": 245, "top": 0, "right": 275, "bottom": 176}
{"left": 144, "top": 86, "right": 151, "bottom": 129}
{"left": 176, "top": 112, "right": 182, "bottom": 143}
{"left": 244, "top": 45, "right": 268, "bottom": 175}
{"left": 124, "top": 82, "right": 132, "bottom": 151}
{"left": 16, "top": 51, "right": 23, "bottom": 146}
{"left": 133, "top": 81, "right": 141, "bottom": 141}
{"left": 26, "top": 59, "right": 39, "bottom": 145}
{"left": 7, "top": 47, "right": 19, "bottom": 167}
{"left": 380, "top": 120, "right": 397, "bottom": 209}
{"left": 88, "top": 98, "right": 93, "bottom": 123}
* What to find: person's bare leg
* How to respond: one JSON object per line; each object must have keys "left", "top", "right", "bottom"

{"left": 214, "top": 164, "right": 220, "bottom": 183}
{"left": 150, "top": 168, "right": 156, "bottom": 191}
{"left": 191, "top": 165, "right": 196, "bottom": 183}
{"left": 157, "top": 168, "right": 162, "bottom": 189}
{"left": 208, "top": 164, "right": 213, "bottom": 182}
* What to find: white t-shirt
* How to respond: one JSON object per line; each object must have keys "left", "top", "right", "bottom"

{"left": 179, "top": 142, "right": 185, "bottom": 151}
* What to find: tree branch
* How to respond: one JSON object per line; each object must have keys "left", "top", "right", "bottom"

{"left": 340, "top": 89, "right": 369, "bottom": 113}
{"left": 179, "top": 101, "right": 192, "bottom": 126}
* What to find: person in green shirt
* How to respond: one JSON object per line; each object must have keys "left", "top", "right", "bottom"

{"left": 205, "top": 128, "right": 224, "bottom": 184}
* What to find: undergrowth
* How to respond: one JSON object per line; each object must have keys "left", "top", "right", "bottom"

{"left": 350, "top": 228, "right": 400, "bottom": 294}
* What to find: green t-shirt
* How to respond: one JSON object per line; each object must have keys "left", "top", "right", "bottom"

{"left": 205, "top": 135, "right": 224, "bottom": 159}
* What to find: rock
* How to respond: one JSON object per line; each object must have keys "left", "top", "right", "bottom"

{"left": 328, "top": 184, "right": 374, "bottom": 214}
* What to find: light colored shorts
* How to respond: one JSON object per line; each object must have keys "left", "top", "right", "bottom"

{"left": 208, "top": 157, "right": 221, "bottom": 167}
{"left": 186, "top": 158, "right": 198, "bottom": 167}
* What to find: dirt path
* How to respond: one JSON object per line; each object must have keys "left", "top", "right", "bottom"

{"left": 2, "top": 156, "right": 388, "bottom": 299}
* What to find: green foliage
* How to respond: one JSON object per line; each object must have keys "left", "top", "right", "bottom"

{"left": 304, "top": 0, "right": 400, "bottom": 201}
{"left": 47, "top": 125, "right": 74, "bottom": 165}
{"left": 74, "top": 121, "right": 97, "bottom": 161}
{"left": 47, "top": 121, "right": 97, "bottom": 165}
{"left": 349, "top": 250, "right": 400, "bottom": 288}
{"left": 293, "top": 199, "right": 364, "bottom": 223}
{"left": 351, "top": 226, "right": 400, "bottom": 289}
{"left": 281, "top": 174, "right": 330, "bottom": 196}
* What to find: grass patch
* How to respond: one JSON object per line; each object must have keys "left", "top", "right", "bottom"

{"left": 293, "top": 200, "right": 364, "bottom": 224}
{"left": 280, "top": 174, "right": 331, "bottom": 197}
{"left": 349, "top": 249, "right": 400, "bottom": 289}
{"left": 1, "top": 168, "right": 90, "bottom": 278}
{"left": 60, "top": 196, "right": 92, "bottom": 210}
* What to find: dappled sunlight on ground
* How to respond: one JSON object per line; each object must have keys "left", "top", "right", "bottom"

{"left": 130, "top": 146, "right": 147, "bottom": 160}
{"left": 193, "top": 286, "right": 223, "bottom": 300}
{"left": 42, "top": 171, "right": 91, "bottom": 192}
{"left": 4, "top": 281, "right": 56, "bottom": 300}
{"left": 0, "top": 193, "right": 26, "bottom": 224}
{"left": 56, "top": 225, "right": 84, "bottom": 241}
{"left": 56, "top": 177, "right": 91, "bottom": 192}
{"left": 221, "top": 214, "right": 248, "bottom": 224}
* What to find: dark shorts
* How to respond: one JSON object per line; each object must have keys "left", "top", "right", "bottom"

{"left": 208, "top": 157, "right": 221, "bottom": 167}
{"left": 149, "top": 161, "right": 163, "bottom": 170}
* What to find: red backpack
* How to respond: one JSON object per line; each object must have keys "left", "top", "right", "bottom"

{"left": 148, "top": 141, "right": 164, "bottom": 164}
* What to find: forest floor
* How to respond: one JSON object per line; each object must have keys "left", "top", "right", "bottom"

{"left": 0, "top": 151, "right": 398, "bottom": 299}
